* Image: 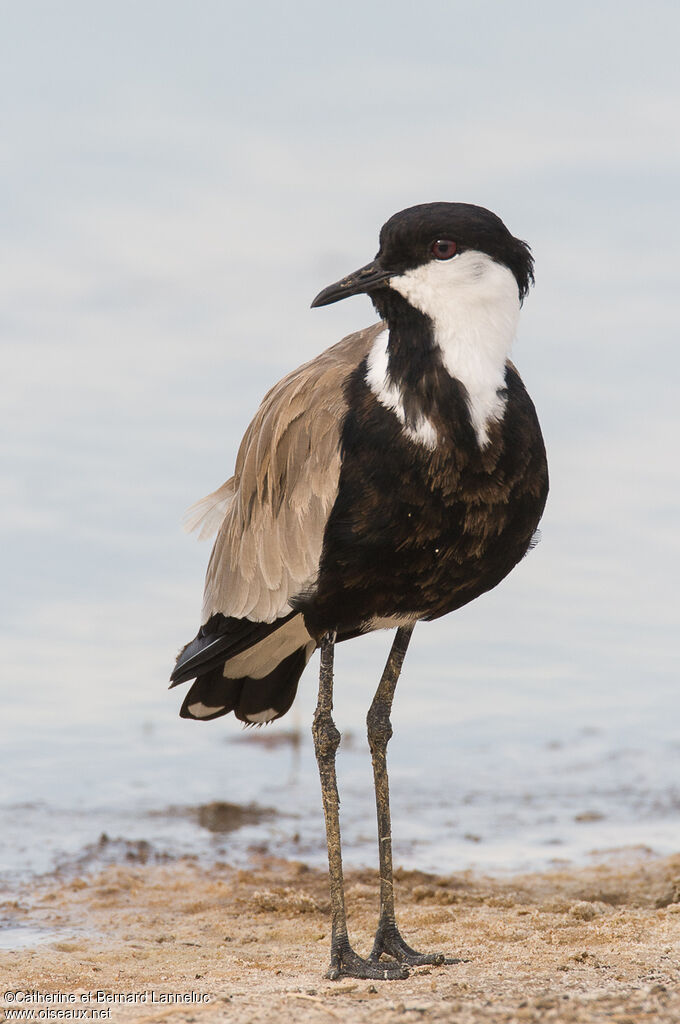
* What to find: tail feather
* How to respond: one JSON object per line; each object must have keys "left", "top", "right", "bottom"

{"left": 170, "top": 611, "right": 296, "bottom": 686}
{"left": 173, "top": 612, "right": 316, "bottom": 724}
{"left": 180, "top": 646, "right": 312, "bottom": 723}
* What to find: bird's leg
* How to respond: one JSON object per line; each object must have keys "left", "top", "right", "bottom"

{"left": 313, "top": 632, "right": 408, "bottom": 981}
{"left": 367, "top": 625, "right": 460, "bottom": 967}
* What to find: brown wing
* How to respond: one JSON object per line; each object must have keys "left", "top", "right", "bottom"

{"left": 185, "top": 323, "right": 384, "bottom": 624}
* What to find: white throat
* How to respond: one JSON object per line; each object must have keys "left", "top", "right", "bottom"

{"left": 389, "top": 251, "right": 520, "bottom": 447}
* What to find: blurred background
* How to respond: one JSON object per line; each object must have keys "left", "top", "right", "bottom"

{"left": 2, "top": 1, "right": 679, "bottom": 890}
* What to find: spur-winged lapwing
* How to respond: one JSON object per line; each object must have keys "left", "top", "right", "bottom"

{"left": 171, "top": 202, "right": 549, "bottom": 980}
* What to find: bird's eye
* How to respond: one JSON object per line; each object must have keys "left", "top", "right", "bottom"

{"left": 430, "top": 239, "right": 457, "bottom": 260}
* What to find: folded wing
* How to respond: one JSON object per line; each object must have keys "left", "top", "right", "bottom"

{"left": 171, "top": 324, "right": 382, "bottom": 723}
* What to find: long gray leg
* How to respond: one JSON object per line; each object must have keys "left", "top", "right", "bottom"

{"left": 312, "top": 632, "right": 407, "bottom": 980}
{"left": 367, "top": 625, "right": 460, "bottom": 966}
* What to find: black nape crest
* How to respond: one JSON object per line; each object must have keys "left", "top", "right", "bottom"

{"left": 507, "top": 236, "right": 534, "bottom": 305}
{"left": 377, "top": 202, "right": 535, "bottom": 303}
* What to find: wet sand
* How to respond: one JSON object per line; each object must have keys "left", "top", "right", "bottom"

{"left": 3, "top": 851, "right": 680, "bottom": 1023}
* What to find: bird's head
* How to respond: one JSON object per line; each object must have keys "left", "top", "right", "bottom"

{"left": 311, "top": 203, "right": 534, "bottom": 323}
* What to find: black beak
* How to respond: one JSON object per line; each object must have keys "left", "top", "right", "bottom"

{"left": 311, "top": 259, "right": 393, "bottom": 308}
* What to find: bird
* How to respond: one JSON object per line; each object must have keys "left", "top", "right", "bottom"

{"left": 170, "top": 202, "right": 549, "bottom": 980}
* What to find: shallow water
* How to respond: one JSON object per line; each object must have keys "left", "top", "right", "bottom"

{"left": 3, "top": 631, "right": 680, "bottom": 892}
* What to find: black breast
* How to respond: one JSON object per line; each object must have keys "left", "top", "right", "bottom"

{"left": 296, "top": 359, "right": 549, "bottom": 639}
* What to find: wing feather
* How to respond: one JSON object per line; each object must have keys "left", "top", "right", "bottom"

{"left": 183, "top": 480, "right": 236, "bottom": 540}
{"left": 196, "top": 324, "right": 383, "bottom": 625}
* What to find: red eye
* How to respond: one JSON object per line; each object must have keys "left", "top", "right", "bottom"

{"left": 431, "top": 239, "right": 457, "bottom": 260}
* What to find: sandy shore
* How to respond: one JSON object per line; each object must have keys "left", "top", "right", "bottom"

{"left": 3, "top": 851, "right": 680, "bottom": 1023}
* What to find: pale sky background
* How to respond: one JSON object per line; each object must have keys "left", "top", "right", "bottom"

{"left": 2, "top": 1, "right": 680, "bottom": 874}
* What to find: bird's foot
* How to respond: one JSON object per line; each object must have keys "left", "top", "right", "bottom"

{"left": 370, "top": 920, "right": 463, "bottom": 967}
{"left": 326, "top": 938, "right": 409, "bottom": 980}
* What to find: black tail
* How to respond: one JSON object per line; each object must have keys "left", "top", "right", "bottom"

{"left": 171, "top": 611, "right": 315, "bottom": 724}
{"left": 178, "top": 646, "right": 309, "bottom": 723}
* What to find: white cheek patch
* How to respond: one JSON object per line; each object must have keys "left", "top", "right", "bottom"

{"left": 366, "top": 329, "right": 438, "bottom": 449}
{"left": 389, "top": 252, "right": 520, "bottom": 448}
